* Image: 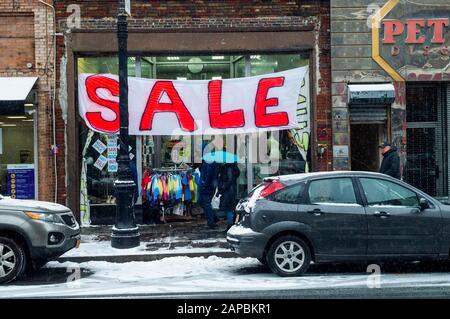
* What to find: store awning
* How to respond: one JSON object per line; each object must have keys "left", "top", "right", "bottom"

{"left": 348, "top": 83, "right": 395, "bottom": 105}
{"left": 0, "top": 77, "right": 37, "bottom": 115}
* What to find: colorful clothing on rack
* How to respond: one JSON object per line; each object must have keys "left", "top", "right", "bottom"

{"left": 143, "top": 169, "right": 200, "bottom": 210}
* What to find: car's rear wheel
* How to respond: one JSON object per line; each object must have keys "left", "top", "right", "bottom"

{"left": 0, "top": 237, "right": 26, "bottom": 284}
{"left": 267, "top": 235, "right": 311, "bottom": 277}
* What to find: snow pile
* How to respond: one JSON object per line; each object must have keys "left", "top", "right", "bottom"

{"left": 61, "top": 241, "right": 229, "bottom": 257}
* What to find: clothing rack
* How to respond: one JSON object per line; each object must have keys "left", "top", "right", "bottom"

{"left": 145, "top": 166, "right": 196, "bottom": 222}
{"left": 151, "top": 166, "right": 193, "bottom": 173}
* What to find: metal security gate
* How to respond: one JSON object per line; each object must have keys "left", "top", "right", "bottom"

{"left": 349, "top": 105, "right": 387, "bottom": 124}
{"left": 404, "top": 84, "right": 447, "bottom": 197}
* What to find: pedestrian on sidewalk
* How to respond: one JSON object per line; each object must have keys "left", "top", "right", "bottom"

{"left": 378, "top": 141, "right": 400, "bottom": 179}
{"left": 199, "top": 159, "right": 219, "bottom": 228}
{"left": 217, "top": 162, "right": 240, "bottom": 232}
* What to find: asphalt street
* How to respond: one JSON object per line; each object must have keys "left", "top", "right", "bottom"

{"left": 6, "top": 259, "right": 450, "bottom": 299}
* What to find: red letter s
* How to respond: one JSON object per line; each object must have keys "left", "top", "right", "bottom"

{"left": 85, "top": 75, "right": 120, "bottom": 133}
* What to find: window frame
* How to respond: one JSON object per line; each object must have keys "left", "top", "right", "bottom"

{"left": 356, "top": 177, "right": 423, "bottom": 208}
{"left": 267, "top": 181, "right": 307, "bottom": 205}
{"left": 304, "top": 177, "right": 362, "bottom": 206}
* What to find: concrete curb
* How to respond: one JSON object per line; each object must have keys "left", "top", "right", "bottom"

{"left": 57, "top": 251, "right": 239, "bottom": 263}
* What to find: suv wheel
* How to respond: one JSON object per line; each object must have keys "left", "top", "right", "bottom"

{"left": 0, "top": 237, "right": 26, "bottom": 284}
{"left": 267, "top": 235, "right": 311, "bottom": 277}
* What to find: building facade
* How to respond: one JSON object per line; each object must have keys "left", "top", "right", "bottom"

{"left": 0, "top": 0, "right": 60, "bottom": 203}
{"left": 54, "top": 0, "right": 331, "bottom": 223}
{"left": 331, "top": 0, "right": 450, "bottom": 199}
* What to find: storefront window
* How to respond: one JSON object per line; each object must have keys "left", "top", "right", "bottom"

{"left": 78, "top": 53, "right": 311, "bottom": 224}
{"left": 78, "top": 57, "right": 137, "bottom": 224}
{"left": 249, "top": 54, "right": 310, "bottom": 190}
{"left": 0, "top": 113, "right": 36, "bottom": 199}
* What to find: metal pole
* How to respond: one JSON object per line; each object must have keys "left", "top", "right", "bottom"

{"left": 111, "top": 0, "right": 140, "bottom": 248}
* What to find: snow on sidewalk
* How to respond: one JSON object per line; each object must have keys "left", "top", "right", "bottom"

{"left": 61, "top": 236, "right": 230, "bottom": 258}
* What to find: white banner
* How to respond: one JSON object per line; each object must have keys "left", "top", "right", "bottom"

{"left": 78, "top": 66, "right": 308, "bottom": 135}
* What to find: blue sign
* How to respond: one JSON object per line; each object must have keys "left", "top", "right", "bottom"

{"left": 7, "top": 164, "right": 35, "bottom": 200}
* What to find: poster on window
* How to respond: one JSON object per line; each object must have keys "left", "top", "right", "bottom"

{"left": 78, "top": 66, "right": 308, "bottom": 136}
{"left": 7, "top": 164, "right": 35, "bottom": 199}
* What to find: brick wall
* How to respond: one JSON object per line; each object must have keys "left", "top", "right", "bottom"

{"left": 0, "top": 0, "right": 62, "bottom": 203}
{"left": 0, "top": 14, "right": 34, "bottom": 71}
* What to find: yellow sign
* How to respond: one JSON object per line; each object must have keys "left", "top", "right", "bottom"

{"left": 371, "top": 0, "right": 405, "bottom": 81}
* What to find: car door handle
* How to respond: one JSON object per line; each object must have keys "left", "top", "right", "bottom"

{"left": 307, "top": 209, "right": 323, "bottom": 216}
{"left": 373, "top": 211, "right": 390, "bottom": 218}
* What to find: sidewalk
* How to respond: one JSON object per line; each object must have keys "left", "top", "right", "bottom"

{"left": 58, "top": 219, "right": 238, "bottom": 263}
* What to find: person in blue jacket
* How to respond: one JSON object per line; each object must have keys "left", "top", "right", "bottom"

{"left": 199, "top": 159, "right": 219, "bottom": 228}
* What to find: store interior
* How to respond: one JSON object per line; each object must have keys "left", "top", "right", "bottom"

{"left": 77, "top": 54, "right": 311, "bottom": 225}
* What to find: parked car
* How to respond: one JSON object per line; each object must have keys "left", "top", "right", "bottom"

{"left": 0, "top": 195, "right": 80, "bottom": 284}
{"left": 227, "top": 171, "right": 450, "bottom": 277}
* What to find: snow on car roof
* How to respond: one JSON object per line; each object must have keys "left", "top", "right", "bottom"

{"left": 263, "top": 171, "right": 388, "bottom": 182}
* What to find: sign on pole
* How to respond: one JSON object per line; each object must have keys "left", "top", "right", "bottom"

{"left": 125, "top": 0, "right": 131, "bottom": 16}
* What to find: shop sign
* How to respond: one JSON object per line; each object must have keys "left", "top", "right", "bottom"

{"left": 7, "top": 164, "right": 35, "bottom": 199}
{"left": 372, "top": 0, "right": 450, "bottom": 81}
{"left": 78, "top": 66, "right": 308, "bottom": 135}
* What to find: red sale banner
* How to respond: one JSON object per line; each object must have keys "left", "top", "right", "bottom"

{"left": 78, "top": 66, "right": 308, "bottom": 135}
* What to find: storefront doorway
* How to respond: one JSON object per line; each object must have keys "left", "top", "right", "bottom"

{"left": 350, "top": 124, "right": 383, "bottom": 172}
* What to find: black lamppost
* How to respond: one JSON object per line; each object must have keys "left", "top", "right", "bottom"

{"left": 111, "top": 0, "right": 140, "bottom": 248}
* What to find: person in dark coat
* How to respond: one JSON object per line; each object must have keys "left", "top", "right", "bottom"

{"left": 199, "top": 160, "right": 219, "bottom": 228}
{"left": 217, "top": 163, "right": 240, "bottom": 231}
{"left": 378, "top": 141, "right": 400, "bottom": 179}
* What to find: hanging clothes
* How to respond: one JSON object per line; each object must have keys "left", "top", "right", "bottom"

{"left": 142, "top": 171, "right": 151, "bottom": 201}
{"left": 182, "top": 173, "right": 193, "bottom": 201}
{"left": 142, "top": 169, "right": 200, "bottom": 214}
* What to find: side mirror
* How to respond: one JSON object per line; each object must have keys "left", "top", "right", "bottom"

{"left": 419, "top": 198, "right": 429, "bottom": 210}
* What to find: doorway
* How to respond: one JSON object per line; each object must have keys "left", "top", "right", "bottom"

{"left": 351, "top": 124, "right": 382, "bottom": 172}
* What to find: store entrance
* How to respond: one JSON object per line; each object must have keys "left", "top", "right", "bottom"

{"left": 350, "top": 124, "right": 383, "bottom": 172}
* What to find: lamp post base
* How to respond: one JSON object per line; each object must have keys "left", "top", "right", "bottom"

{"left": 111, "top": 227, "right": 140, "bottom": 249}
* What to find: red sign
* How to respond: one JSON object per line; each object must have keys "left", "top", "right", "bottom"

{"left": 382, "top": 18, "right": 449, "bottom": 44}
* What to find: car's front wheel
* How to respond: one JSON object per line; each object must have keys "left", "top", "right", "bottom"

{"left": 267, "top": 235, "right": 311, "bottom": 277}
{"left": 0, "top": 237, "right": 26, "bottom": 284}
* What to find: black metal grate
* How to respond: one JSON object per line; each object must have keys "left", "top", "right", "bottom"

{"left": 406, "top": 87, "right": 438, "bottom": 122}
{"left": 404, "top": 128, "right": 437, "bottom": 196}
{"left": 60, "top": 214, "right": 77, "bottom": 227}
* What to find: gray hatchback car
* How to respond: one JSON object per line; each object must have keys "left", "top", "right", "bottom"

{"left": 0, "top": 195, "right": 80, "bottom": 284}
{"left": 227, "top": 171, "right": 450, "bottom": 276}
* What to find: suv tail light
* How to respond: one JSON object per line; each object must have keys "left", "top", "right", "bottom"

{"left": 259, "top": 181, "right": 286, "bottom": 198}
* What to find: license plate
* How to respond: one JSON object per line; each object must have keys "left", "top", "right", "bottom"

{"left": 75, "top": 239, "right": 81, "bottom": 248}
